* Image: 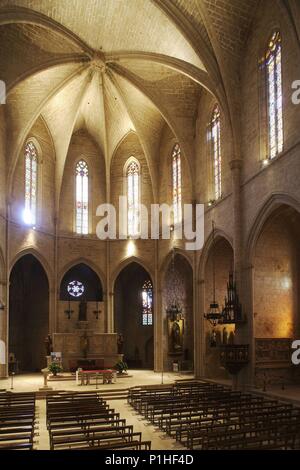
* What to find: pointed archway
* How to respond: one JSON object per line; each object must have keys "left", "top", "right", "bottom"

{"left": 162, "top": 253, "right": 194, "bottom": 372}
{"left": 114, "top": 262, "right": 154, "bottom": 369}
{"left": 9, "top": 254, "right": 49, "bottom": 372}
{"left": 203, "top": 237, "right": 234, "bottom": 380}
{"left": 251, "top": 204, "right": 300, "bottom": 386}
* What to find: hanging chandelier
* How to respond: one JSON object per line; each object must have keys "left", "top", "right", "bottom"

{"left": 204, "top": 221, "right": 223, "bottom": 327}
{"left": 221, "top": 272, "right": 243, "bottom": 324}
{"left": 165, "top": 246, "right": 183, "bottom": 321}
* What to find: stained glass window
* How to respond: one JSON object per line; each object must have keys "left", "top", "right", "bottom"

{"left": 266, "top": 31, "right": 283, "bottom": 159}
{"left": 75, "top": 160, "right": 89, "bottom": 234}
{"left": 209, "top": 105, "right": 222, "bottom": 200}
{"left": 67, "top": 280, "right": 85, "bottom": 298}
{"left": 142, "top": 280, "right": 153, "bottom": 326}
{"left": 172, "top": 144, "right": 182, "bottom": 224}
{"left": 24, "top": 141, "right": 37, "bottom": 225}
{"left": 127, "top": 160, "right": 140, "bottom": 237}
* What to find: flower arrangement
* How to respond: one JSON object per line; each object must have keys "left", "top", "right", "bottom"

{"left": 114, "top": 360, "right": 128, "bottom": 374}
{"left": 48, "top": 362, "right": 63, "bottom": 376}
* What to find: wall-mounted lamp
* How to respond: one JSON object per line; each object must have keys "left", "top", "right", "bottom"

{"left": 262, "top": 158, "right": 269, "bottom": 167}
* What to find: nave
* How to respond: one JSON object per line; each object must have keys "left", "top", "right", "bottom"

{"left": 1, "top": 371, "right": 300, "bottom": 450}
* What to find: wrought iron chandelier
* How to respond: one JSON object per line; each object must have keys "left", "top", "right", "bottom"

{"left": 221, "top": 272, "right": 243, "bottom": 324}
{"left": 204, "top": 221, "right": 223, "bottom": 327}
{"left": 165, "top": 246, "right": 182, "bottom": 321}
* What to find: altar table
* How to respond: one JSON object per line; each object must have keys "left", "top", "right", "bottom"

{"left": 77, "top": 369, "right": 115, "bottom": 385}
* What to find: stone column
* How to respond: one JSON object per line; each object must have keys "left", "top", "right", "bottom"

{"left": 154, "top": 239, "right": 163, "bottom": 372}
{"left": 107, "top": 291, "right": 114, "bottom": 333}
{"left": 53, "top": 216, "right": 58, "bottom": 334}
{"left": 0, "top": 280, "right": 7, "bottom": 379}
{"left": 192, "top": 251, "right": 200, "bottom": 377}
{"left": 243, "top": 263, "right": 255, "bottom": 387}
{"left": 49, "top": 288, "right": 56, "bottom": 335}
{"left": 106, "top": 240, "right": 113, "bottom": 333}
{"left": 230, "top": 159, "right": 243, "bottom": 290}
{"left": 230, "top": 159, "right": 252, "bottom": 389}
{"left": 195, "top": 278, "right": 205, "bottom": 378}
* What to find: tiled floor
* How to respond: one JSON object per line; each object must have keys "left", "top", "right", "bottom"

{"left": 0, "top": 369, "right": 187, "bottom": 393}
{"left": 2, "top": 371, "right": 300, "bottom": 450}
{"left": 0, "top": 370, "right": 191, "bottom": 450}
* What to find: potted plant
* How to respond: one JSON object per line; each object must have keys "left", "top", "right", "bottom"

{"left": 114, "top": 360, "right": 128, "bottom": 375}
{"left": 48, "top": 362, "right": 63, "bottom": 377}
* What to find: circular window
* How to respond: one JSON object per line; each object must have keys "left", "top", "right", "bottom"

{"left": 67, "top": 280, "right": 85, "bottom": 298}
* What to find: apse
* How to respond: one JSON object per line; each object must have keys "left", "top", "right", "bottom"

{"left": 9, "top": 254, "right": 49, "bottom": 372}
{"left": 114, "top": 262, "right": 154, "bottom": 369}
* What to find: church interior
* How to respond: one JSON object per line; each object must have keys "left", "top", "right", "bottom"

{"left": 0, "top": 0, "right": 300, "bottom": 452}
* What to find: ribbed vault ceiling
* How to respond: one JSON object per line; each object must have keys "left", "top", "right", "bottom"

{"left": 0, "top": 0, "right": 260, "bottom": 207}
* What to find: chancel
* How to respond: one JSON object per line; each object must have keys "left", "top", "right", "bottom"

{"left": 0, "top": 0, "right": 300, "bottom": 453}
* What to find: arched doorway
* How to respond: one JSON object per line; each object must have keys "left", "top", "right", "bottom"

{"left": 162, "top": 253, "right": 194, "bottom": 371}
{"left": 204, "top": 237, "right": 234, "bottom": 379}
{"left": 252, "top": 205, "right": 300, "bottom": 385}
{"left": 9, "top": 254, "right": 49, "bottom": 372}
{"left": 114, "top": 262, "right": 154, "bottom": 369}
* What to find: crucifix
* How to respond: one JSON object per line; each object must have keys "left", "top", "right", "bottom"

{"left": 65, "top": 298, "right": 74, "bottom": 320}
{"left": 93, "top": 301, "right": 101, "bottom": 320}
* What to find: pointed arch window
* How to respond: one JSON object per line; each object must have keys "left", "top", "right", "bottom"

{"left": 172, "top": 143, "right": 182, "bottom": 224}
{"left": 265, "top": 31, "right": 283, "bottom": 159}
{"left": 75, "top": 160, "right": 89, "bottom": 234}
{"left": 209, "top": 105, "right": 222, "bottom": 200}
{"left": 24, "top": 140, "right": 38, "bottom": 225}
{"left": 142, "top": 280, "right": 153, "bottom": 326}
{"left": 127, "top": 159, "right": 140, "bottom": 237}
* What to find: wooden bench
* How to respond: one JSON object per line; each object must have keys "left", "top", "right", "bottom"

{"left": 47, "top": 391, "right": 151, "bottom": 451}
{"left": 0, "top": 392, "right": 36, "bottom": 450}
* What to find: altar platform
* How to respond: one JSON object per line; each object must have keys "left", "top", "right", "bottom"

{"left": 53, "top": 332, "right": 122, "bottom": 371}
{"left": 0, "top": 369, "right": 191, "bottom": 393}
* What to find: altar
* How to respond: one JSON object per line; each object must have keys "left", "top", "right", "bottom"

{"left": 53, "top": 332, "right": 122, "bottom": 371}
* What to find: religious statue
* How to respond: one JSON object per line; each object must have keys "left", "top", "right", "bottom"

{"left": 210, "top": 329, "right": 217, "bottom": 348}
{"left": 117, "top": 334, "right": 124, "bottom": 354}
{"left": 171, "top": 320, "right": 182, "bottom": 352}
{"left": 44, "top": 334, "right": 53, "bottom": 356}
{"left": 80, "top": 332, "right": 89, "bottom": 358}
{"left": 222, "top": 327, "right": 228, "bottom": 345}
{"left": 167, "top": 311, "right": 184, "bottom": 355}
{"left": 78, "top": 300, "right": 87, "bottom": 322}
